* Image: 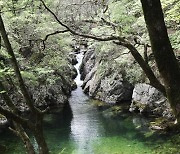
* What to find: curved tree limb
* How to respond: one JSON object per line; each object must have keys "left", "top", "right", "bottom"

{"left": 40, "top": 0, "right": 166, "bottom": 96}
{"left": 40, "top": 0, "right": 125, "bottom": 42}
{"left": 41, "top": 30, "right": 69, "bottom": 50}
{"left": 0, "top": 107, "right": 28, "bottom": 127}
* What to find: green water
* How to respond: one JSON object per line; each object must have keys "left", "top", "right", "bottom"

{"left": 0, "top": 91, "right": 177, "bottom": 154}
{"left": 0, "top": 53, "right": 179, "bottom": 154}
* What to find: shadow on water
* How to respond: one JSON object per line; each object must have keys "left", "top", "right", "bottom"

{"left": 0, "top": 51, "right": 179, "bottom": 154}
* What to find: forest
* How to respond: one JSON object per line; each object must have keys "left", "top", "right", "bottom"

{"left": 0, "top": 0, "right": 180, "bottom": 153}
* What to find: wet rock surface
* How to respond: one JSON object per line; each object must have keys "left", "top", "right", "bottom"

{"left": 129, "top": 83, "right": 174, "bottom": 119}
{"left": 81, "top": 47, "right": 174, "bottom": 121}
{"left": 81, "top": 48, "right": 133, "bottom": 104}
{"left": 80, "top": 48, "right": 95, "bottom": 80}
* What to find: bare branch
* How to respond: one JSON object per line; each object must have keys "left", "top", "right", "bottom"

{"left": 41, "top": 0, "right": 166, "bottom": 96}
{"left": 40, "top": 0, "right": 125, "bottom": 42}
{"left": 114, "top": 40, "right": 166, "bottom": 95}
{"left": 41, "top": 30, "right": 69, "bottom": 50}
{"left": 101, "top": 17, "right": 117, "bottom": 31}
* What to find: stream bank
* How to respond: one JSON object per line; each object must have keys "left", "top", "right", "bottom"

{"left": 80, "top": 46, "right": 176, "bottom": 130}
{"left": 0, "top": 51, "right": 180, "bottom": 154}
{"left": 0, "top": 48, "right": 77, "bottom": 131}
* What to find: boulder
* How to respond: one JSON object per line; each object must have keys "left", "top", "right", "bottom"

{"left": 80, "top": 48, "right": 95, "bottom": 80}
{"left": 129, "top": 83, "right": 174, "bottom": 119}
{"left": 90, "top": 72, "right": 133, "bottom": 104}
{"left": 83, "top": 60, "right": 133, "bottom": 104}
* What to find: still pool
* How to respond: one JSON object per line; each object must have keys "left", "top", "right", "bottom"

{"left": 0, "top": 52, "right": 179, "bottom": 154}
{"left": 0, "top": 86, "right": 179, "bottom": 154}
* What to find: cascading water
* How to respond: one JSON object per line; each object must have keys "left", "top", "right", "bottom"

{"left": 69, "top": 51, "right": 103, "bottom": 154}
{"left": 0, "top": 52, "right": 176, "bottom": 154}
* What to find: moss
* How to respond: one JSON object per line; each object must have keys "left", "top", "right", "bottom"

{"left": 91, "top": 100, "right": 107, "bottom": 108}
{"left": 149, "top": 117, "right": 174, "bottom": 131}
{"left": 0, "top": 114, "right": 5, "bottom": 118}
{"left": 153, "top": 134, "right": 180, "bottom": 154}
{"left": 133, "top": 101, "right": 147, "bottom": 112}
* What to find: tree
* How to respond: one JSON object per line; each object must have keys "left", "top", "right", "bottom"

{"left": 140, "top": 0, "right": 180, "bottom": 124}
{"left": 0, "top": 14, "right": 49, "bottom": 154}
{"left": 40, "top": 0, "right": 180, "bottom": 124}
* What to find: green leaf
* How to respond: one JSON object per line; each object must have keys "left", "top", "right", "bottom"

{"left": 0, "top": 90, "right": 6, "bottom": 94}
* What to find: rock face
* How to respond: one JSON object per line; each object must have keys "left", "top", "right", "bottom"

{"left": 129, "top": 83, "right": 174, "bottom": 119}
{"left": 0, "top": 52, "right": 77, "bottom": 129}
{"left": 81, "top": 49, "right": 133, "bottom": 104}
{"left": 68, "top": 53, "right": 78, "bottom": 65}
{"left": 80, "top": 48, "right": 95, "bottom": 80}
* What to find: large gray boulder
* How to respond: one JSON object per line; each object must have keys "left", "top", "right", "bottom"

{"left": 129, "top": 83, "right": 173, "bottom": 119}
{"left": 83, "top": 60, "right": 133, "bottom": 104}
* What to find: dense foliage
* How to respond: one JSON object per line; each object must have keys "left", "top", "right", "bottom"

{"left": 0, "top": 0, "right": 180, "bottom": 153}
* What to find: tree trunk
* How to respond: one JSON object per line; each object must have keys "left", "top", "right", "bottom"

{"left": 13, "top": 123, "right": 36, "bottom": 154}
{"left": 32, "top": 116, "right": 49, "bottom": 154}
{"left": 0, "top": 14, "right": 49, "bottom": 152}
{"left": 0, "top": 15, "right": 38, "bottom": 113}
{"left": 140, "top": 0, "right": 180, "bottom": 123}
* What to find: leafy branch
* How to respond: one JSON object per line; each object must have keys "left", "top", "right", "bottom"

{"left": 40, "top": 0, "right": 166, "bottom": 96}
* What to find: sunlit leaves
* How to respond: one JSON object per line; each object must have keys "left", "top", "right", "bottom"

{"left": 0, "top": 67, "right": 14, "bottom": 77}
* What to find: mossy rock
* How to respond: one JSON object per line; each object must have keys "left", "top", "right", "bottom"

{"left": 92, "top": 100, "right": 105, "bottom": 107}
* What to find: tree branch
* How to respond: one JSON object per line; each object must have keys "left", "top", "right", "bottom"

{"left": 41, "top": 30, "right": 69, "bottom": 50}
{"left": 40, "top": 0, "right": 125, "bottom": 42}
{"left": 114, "top": 40, "right": 166, "bottom": 95}
{"left": 0, "top": 80, "right": 18, "bottom": 112}
{"left": 0, "top": 107, "right": 28, "bottom": 127}
{"left": 41, "top": 0, "right": 166, "bottom": 96}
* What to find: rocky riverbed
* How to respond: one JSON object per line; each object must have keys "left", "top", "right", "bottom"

{"left": 80, "top": 46, "right": 175, "bottom": 129}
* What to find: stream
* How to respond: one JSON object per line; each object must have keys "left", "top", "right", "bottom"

{"left": 0, "top": 52, "right": 176, "bottom": 154}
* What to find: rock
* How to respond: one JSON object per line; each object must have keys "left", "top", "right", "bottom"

{"left": 81, "top": 47, "right": 134, "bottom": 104}
{"left": 0, "top": 53, "right": 77, "bottom": 130}
{"left": 129, "top": 83, "right": 174, "bottom": 119}
{"left": 67, "top": 53, "right": 78, "bottom": 65}
{"left": 82, "top": 59, "right": 133, "bottom": 104}
{"left": 80, "top": 48, "right": 95, "bottom": 80}
{"left": 90, "top": 70, "right": 133, "bottom": 103}
{"left": 150, "top": 125, "right": 163, "bottom": 130}
{"left": 82, "top": 62, "right": 98, "bottom": 92}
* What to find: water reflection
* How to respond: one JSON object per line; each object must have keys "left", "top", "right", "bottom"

{"left": 0, "top": 52, "right": 176, "bottom": 154}
{"left": 69, "top": 52, "right": 104, "bottom": 153}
